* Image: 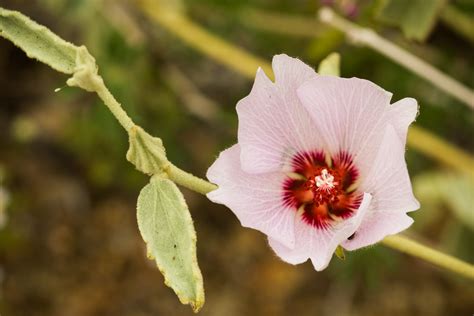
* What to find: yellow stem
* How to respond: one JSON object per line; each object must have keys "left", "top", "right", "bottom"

{"left": 138, "top": 0, "right": 272, "bottom": 78}
{"left": 240, "top": 8, "right": 325, "bottom": 38}
{"left": 408, "top": 126, "right": 474, "bottom": 178}
{"left": 382, "top": 235, "right": 474, "bottom": 280}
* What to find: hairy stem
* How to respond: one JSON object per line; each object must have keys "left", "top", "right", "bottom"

{"left": 94, "top": 77, "right": 136, "bottom": 131}
{"left": 382, "top": 235, "right": 474, "bottom": 280}
{"left": 318, "top": 7, "right": 474, "bottom": 109}
{"left": 165, "top": 164, "right": 217, "bottom": 195}
{"left": 92, "top": 77, "right": 218, "bottom": 194}
{"left": 85, "top": 61, "right": 216, "bottom": 194}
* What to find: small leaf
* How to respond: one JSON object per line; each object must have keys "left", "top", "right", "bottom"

{"left": 127, "top": 126, "right": 169, "bottom": 175}
{"left": 66, "top": 46, "right": 101, "bottom": 92}
{"left": 376, "top": 0, "right": 446, "bottom": 41}
{"left": 317, "top": 52, "right": 340, "bottom": 76}
{"left": 137, "top": 176, "right": 205, "bottom": 312}
{"left": 0, "top": 7, "right": 78, "bottom": 74}
{"left": 334, "top": 245, "right": 345, "bottom": 260}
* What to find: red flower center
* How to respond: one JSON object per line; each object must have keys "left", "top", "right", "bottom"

{"left": 283, "top": 151, "right": 362, "bottom": 229}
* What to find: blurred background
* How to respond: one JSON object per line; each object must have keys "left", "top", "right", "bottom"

{"left": 0, "top": 0, "right": 473, "bottom": 315}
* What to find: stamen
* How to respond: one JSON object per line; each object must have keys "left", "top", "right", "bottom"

{"left": 315, "top": 169, "right": 338, "bottom": 190}
{"left": 282, "top": 150, "right": 360, "bottom": 230}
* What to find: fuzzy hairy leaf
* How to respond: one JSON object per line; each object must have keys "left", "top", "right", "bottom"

{"left": 137, "top": 177, "right": 205, "bottom": 312}
{"left": 0, "top": 7, "right": 100, "bottom": 92}
{"left": 127, "top": 126, "right": 168, "bottom": 175}
{"left": 0, "top": 7, "right": 78, "bottom": 74}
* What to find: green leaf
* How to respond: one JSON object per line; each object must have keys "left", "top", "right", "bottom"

{"left": 317, "top": 52, "right": 340, "bottom": 76}
{"left": 137, "top": 176, "right": 205, "bottom": 312}
{"left": 376, "top": 0, "right": 446, "bottom": 41}
{"left": 0, "top": 7, "right": 78, "bottom": 74}
{"left": 127, "top": 126, "right": 169, "bottom": 175}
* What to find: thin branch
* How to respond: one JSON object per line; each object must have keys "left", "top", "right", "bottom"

{"left": 382, "top": 235, "right": 474, "bottom": 280}
{"left": 137, "top": 0, "right": 272, "bottom": 79}
{"left": 318, "top": 7, "right": 474, "bottom": 109}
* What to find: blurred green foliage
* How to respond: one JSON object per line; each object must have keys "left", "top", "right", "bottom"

{"left": 0, "top": 0, "right": 473, "bottom": 315}
{"left": 377, "top": 0, "right": 446, "bottom": 41}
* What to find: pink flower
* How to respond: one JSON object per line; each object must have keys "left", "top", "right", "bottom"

{"left": 207, "top": 54, "right": 420, "bottom": 271}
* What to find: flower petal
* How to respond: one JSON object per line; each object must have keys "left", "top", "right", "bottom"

{"left": 389, "top": 97, "right": 418, "bottom": 146}
{"left": 207, "top": 144, "right": 296, "bottom": 248}
{"left": 268, "top": 235, "right": 308, "bottom": 265}
{"left": 342, "top": 211, "right": 413, "bottom": 250}
{"left": 359, "top": 124, "right": 420, "bottom": 212}
{"left": 272, "top": 54, "right": 317, "bottom": 92}
{"left": 296, "top": 76, "right": 392, "bottom": 176}
{"left": 343, "top": 125, "right": 419, "bottom": 250}
{"left": 269, "top": 193, "right": 372, "bottom": 271}
{"left": 237, "top": 55, "right": 320, "bottom": 174}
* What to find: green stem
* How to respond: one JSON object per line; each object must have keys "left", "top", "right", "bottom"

{"left": 165, "top": 164, "right": 217, "bottom": 195}
{"left": 318, "top": 7, "right": 474, "bottom": 109}
{"left": 93, "top": 77, "right": 136, "bottom": 131}
{"left": 90, "top": 67, "right": 217, "bottom": 195}
{"left": 382, "top": 235, "right": 474, "bottom": 280}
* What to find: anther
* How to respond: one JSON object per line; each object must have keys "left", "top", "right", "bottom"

{"left": 315, "top": 169, "right": 337, "bottom": 190}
